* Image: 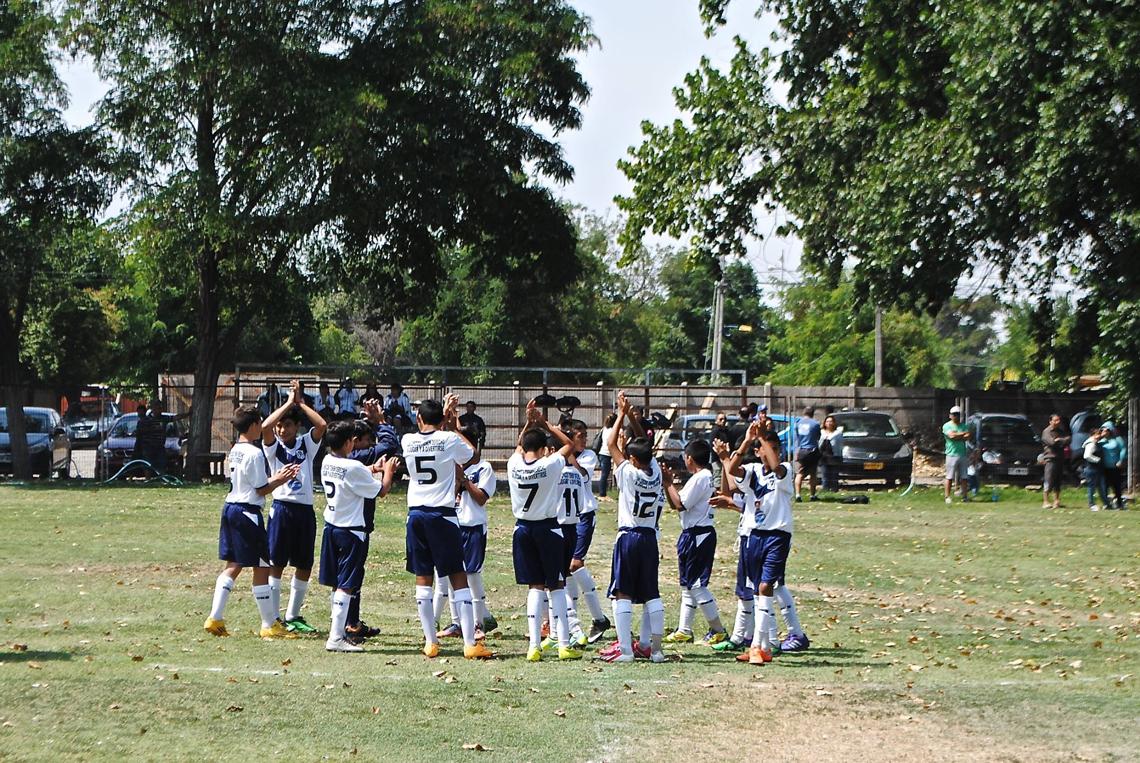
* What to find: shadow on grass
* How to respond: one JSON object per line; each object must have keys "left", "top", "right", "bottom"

{"left": 0, "top": 649, "right": 74, "bottom": 663}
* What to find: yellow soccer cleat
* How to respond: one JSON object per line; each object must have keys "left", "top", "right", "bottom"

{"left": 463, "top": 641, "right": 496, "bottom": 660}
{"left": 259, "top": 620, "right": 299, "bottom": 640}
{"left": 422, "top": 641, "right": 441, "bottom": 658}
{"left": 558, "top": 646, "right": 584, "bottom": 660}
{"left": 662, "top": 630, "right": 693, "bottom": 644}
{"left": 203, "top": 618, "right": 229, "bottom": 637}
{"left": 526, "top": 646, "right": 542, "bottom": 662}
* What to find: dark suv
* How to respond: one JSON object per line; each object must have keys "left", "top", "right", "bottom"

{"left": 966, "top": 413, "right": 1044, "bottom": 484}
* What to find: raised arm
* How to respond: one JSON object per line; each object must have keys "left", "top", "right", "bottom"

{"left": 293, "top": 380, "right": 326, "bottom": 442}
{"left": 756, "top": 431, "right": 787, "bottom": 479}
{"left": 260, "top": 383, "right": 299, "bottom": 446}
{"left": 607, "top": 392, "right": 631, "bottom": 468}
{"left": 531, "top": 403, "right": 573, "bottom": 459}
{"left": 370, "top": 456, "right": 400, "bottom": 498}
{"left": 627, "top": 404, "right": 646, "bottom": 439}
{"left": 722, "top": 421, "right": 760, "bottom": 480}
{"left": 660, "top": 464, "right": 683, "bottom": 511}
{"left": 442, "top": 393, "right": 461, "bottom": 432}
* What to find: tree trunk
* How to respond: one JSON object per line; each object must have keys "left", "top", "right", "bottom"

{"left": 0, "top": 318, "right": 32, "bottom": 480}
{"left": 184, "top": 243, "right": 222, "bottom": 482}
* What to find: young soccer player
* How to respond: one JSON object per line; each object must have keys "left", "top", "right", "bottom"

{"left": 540, "top": 435, "right": 590, "bottom": 650}
{"left": 599, "top": 392, "right": 667, "bottom": 663}
{"left": 403, "top": 394, "right": 493, "bottom": 659}
{"left": 660, "top": 440, "right": 728, "bottom": 644}
{"left": 508, "top": 400, "right": 581, "bottom": 661}
{"left": 434, "top": 424, "right": 499, "bottom": 639}
{"left": 566, "top": 420, "right": 612, "bottom": 643}
{"left": 707, "top": 436, "right": 759, "bottom": 654}
{"left": 260, "top": 379, "right": 326, "bottom": 633}
{"left": 318, "top": 420, "right": 397, "bottom": 652}
{"left": 204, "top": 406, "right": 301, "bottom": 639}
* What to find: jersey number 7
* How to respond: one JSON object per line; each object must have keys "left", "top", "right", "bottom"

{"left": 519, "top": 483, "right": 539, "bottom": 511}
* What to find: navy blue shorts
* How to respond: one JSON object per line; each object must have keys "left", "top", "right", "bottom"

{"left": 318, "top": 524, "right": 367, "bottom": 591}
{"left": 734, "top": 540, "right": 754, "bottom": 601}
{"left": 573, "top": 511, "right": 596, "bottom": 561}
{"left": 559, "top": 522, "right": 577, "bottom": 576}
{"left": 267, "top": 500, "right": 316, "bottom": 570}
{"left": 405, "top": 508, "right": 464, "bottom": 577}
{"left": 512, "top": 518, "right": 567, "bottom": 588}
{"left": 460, "top": 525, "right": 487, "bottom": 574}
{"left": 607, "top": 527, "right": 660, "bottom": 604}
{"left": 677, "top": 526, "right": 716, "bottom": 589}
{"left": 218, "top": 502, "right": 270, "bottom": 567}
{"left": 742, "top": 530, "right": 791, "bottom": 591}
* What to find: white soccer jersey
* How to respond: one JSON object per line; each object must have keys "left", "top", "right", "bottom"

{"left": 402, "top": 430, "right": 475, "bottom": 509}
{"left": 263, "top": 431, "right": 319, "bottom": 504}
{"left": 556, "top": 464, "right": 588, "bottom": 525}
{"left": 320, "top": 455, "right": 382, "bottom": 529}
{"left": 677, "top": 468, "right": 715, "bottom": 530}
{"left": 735, "top": 462, "right": 794, "bottom": 534}
{"left": 615, "top": 459, "right": 664, "bottom": 529}
{"left": 225, "top": 442, "right": 269, "bottom": 506}
{"left": 507, "top": 452, "right": 567, "bottom": 521}
{"left": 576, "top": 448, "right": 599, "bottom": 515}
{"left": 457, "top": 459, "right": 497, "bottom": 528}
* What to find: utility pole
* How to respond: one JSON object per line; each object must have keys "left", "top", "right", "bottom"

{"left": 711, "top": 280, "right": 725, "bottom": 385}
{"left": 874, "top": 306, "right": 883, "bottom": 387}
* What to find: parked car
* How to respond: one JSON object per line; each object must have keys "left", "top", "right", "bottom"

{"left": 95, "top": 412, "right": 188, "bottom": 478}
{"left": 966, "top": 413, "right": 1044, "bottom": 484}
{"left": 658, "top": 413, "right": 793, "bottom": 477}
{"left": 62, "top": 399, "right": 120, "bottom": 447}
{"left": 1068, "top": 409, "right": 1102, "bottom": 467}
{"left": 0, "top": 407, "right": 72, "bottom": 479}
{"left": 833, "top": 410, "right": 912, "bottom": 487}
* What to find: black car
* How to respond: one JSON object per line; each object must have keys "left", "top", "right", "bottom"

{"left": 832, "top": 411, "right": 913, "bottom": 487}
{"left": 0, "top": 407, "right": 72, "bottom": 478}
{"left": 966, "top": 413, "right": 1044, "bottom": 484}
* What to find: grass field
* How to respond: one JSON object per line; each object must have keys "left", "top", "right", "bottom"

{"left": 0, "top": 482, "right": 1136, "bottom": 761}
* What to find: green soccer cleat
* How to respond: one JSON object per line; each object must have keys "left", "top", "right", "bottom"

{"left": 284, "top": 616, "right": 318, "bottom": 634}
{"left": 482, "top": 614, "right": 499, "bottom": 632}
{"left": 710, "top": 637, "right": 746, "bottom": 653}
{"left": 539, "top": 636, "right": 557, "bottom": 653}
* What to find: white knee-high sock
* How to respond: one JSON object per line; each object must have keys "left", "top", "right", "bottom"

{"left": 416, "top": 585, "right": 437, "bottom": 644}
{"left": 433, "top": 578, "right": 451, "bottom": 626}
{"left": 550, "top": 588, "right": 570, "bottom": 648}
{"left": 453, "top": 586, "right": 476, "bottom": 647}
{"left": 755, "top": 595, "right": 775, "bottom": 651}
{"left": 330, "top": 590, "right": 351, "bottom": 641}
{"left": 573, "top": 567, "right": 606, "bottom": 621}
{"left": 692, "top": 585, "right": 723, "bottom": 631}
{"left": 564, "top": 577, "right": 582, "bottom": 636}
{"left": 252, "top": 584, "right": 276, "bottom": 629}
{"left": 614, "top": 598, "right": 634, "bottom": 655}
{"left": 732, "top": 598, "right": 754, "bottom": 644}
{"left": 468, "top": 572, "right": 490, "bottom": 621}
{"left": 775, "top": 585, "right": 804, "bottom": 636}
{"left": 678, "top": 588, "right": 696, "bottom": 633}
{"left": 285, "top": 577, "right": 308, "bottom": 621}
{"left": 646, "top": 598, "right": 665, "bottom": 653}
{"left": 526, "top": 588, "right": 545, "bottom": 649}
{"left": 267, "top": 576, "right": 282, "bottom": 621}
{"left": 209, "top": 573, "right": 234, "bottom": 621}
{"left": 639, "top": 606, "right": 651, "bottom": 645}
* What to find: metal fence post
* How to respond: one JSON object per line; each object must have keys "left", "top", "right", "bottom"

{"left": 1129, "top": 397, "right": 1138, "bottom": 495}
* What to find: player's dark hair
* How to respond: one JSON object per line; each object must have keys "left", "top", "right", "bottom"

{"left": 684, "top": 439, "right": 712, "bottom": 468}
{"left": 803, "top": 405, "right": 815, "bottom": 417}
{"left": 757, "top": 429, "right": 782, "bottom": 448}
{"left": 232, "top": 405, "right": 261, "bottom": 434}
{"left": 458, "top": 425, "right": 481, "bottom": 450}
{"left": 418, "top": 399, "right": 444, "bottom": 425}
{"left": 604, "top": 412, "right": 617, "bottom": 427}
{"left": 280, "top": 407, "right": 302, "bottom": 425}
{"left": 521, "top": 427, "right": 547, "bottom": 453}
{"left": 326, "top": 420, "right": 355, "bottom": 451}
{"left": 352, "top": 420, "right": 372, "bottom": 438}
{"left": 626, "top": 436, "right": 653, "bottom": 465}
{"left": 566, "top": 419, "right": 588, "bottom": 437}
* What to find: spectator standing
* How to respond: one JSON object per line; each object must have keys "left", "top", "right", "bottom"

{"left": 135, "top": 398, "right": 168, "bottom": 472}
{"left": 458, "top": 401, "right": 487, "bottom": 448}
{"left": 256, "top": 383, "right": 284, "bottom": 419}
{"left": 1082, "top": 429, "right": 1109, "bottom": 511}
{"left": 709, "top": 411, "right": 732, "bottom": 488}
{"left": 943, "top": 405, "right": 971, "bottom": 504}
{"left": 1100, "top": 423, "right": 1127, "bottom": 509}
{"left": 1040, "top": 414, "right": 1071, "bottom": 510}
{"left": 361, "top": 383, "right": 382, "bottom": 407}
{"left": 819, "top": 414, "right": 844, "bottom": 493}
{"left": 793, "top": 406, "right": 821, "bottom": 502}
{"left": 383, "top": 383, "right": 413, "bottom": 425}
{"left": 316, "top": 382, "right": 336, "bottom": 420}
{"left": 335, "top": 378, "right": 360, "bottom": 415}
{"left": 597, "top": 412, "right": 617, "bottom": 497}
{"left": 728, "top": 405, "right": 751, "bottom": 449}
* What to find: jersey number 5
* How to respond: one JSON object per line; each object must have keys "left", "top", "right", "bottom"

{"left": 414, "top": 455, "right": 438, "bottom": 484}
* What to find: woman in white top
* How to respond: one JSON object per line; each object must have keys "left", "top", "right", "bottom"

{"left": 819, "top": 414, "right": 844, "bottom": 492}
{"left": 597, "top": 412, "right": 617, "bottom": 497}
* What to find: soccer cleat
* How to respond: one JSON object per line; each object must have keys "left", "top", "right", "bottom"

{"left": 572, "top": 631, "right": 589, "bottom": 648}
{"left": 663, "top": 630, "right": 694, "bottom": 644}
{"left": 702, "top": 629, "right": 728, "bottom": 645}
{"left": 780, "top": 633, "right": 811, "bottom": 652}
{"left": 203, "top": 618, "right": 229, "bottom": 637}
{"left": 284, "top": 616, "right": 318, "bottom": 634}
{"left": 325, "top": 637, "right": 364, "bottom": 653}
{"left": 464, "top": 642, "right": 495, "bottom": 660}
{"left": 422, "top": 641, "right": 441, "bottom": 658}
{"left": 809, "top": 494, "right": 820, "bottom": 502}
{"left": 599, "top": 649, "right": 635, "bottom": 663}
{"left": 945, "top": 496, "right": 952, "bottom": 505}
{"left": 540, "top": 620, "right": 550, "bottom": 639}
{"left": 474, "top": 627, "right": 486, "bottom": 642}
{"left": 558, "top": 646, "right": 584, "bottom": 660}
{"left": 770, "top": 642, "right": 781, "bottom": 656}
{"left": 355, "top": 621, "right": 381, "bottom": 638}
{"left": 649, "top": 650, "right": 667, "bottom": 663}
{"left": 482, "top": 614, "right": 499, "bottom": 632}
{"left": 436, "top": 622, "right": 462, "bottom": 639}
{"left": 711, "top": 638, "right": 746, "bottom": 653}
{"left": 526, "top": 647, "right": 543, "bottom": 662}
{"left": 260, "top": 620, "right": 299, "bottom": 640}
{"left": 632, "top": 640, "right": 651, "bottom": 659}
{"left": 597, "top": 640, "right": 623, "bottom": 659}
{"left": 587, "top": 617, "right": 611, "bottom": 644}
{"left": 540, "top": 636, "right": 557, "bottom": 653}
{"left": 748, "top": 646, "right": 773, "bottom": 664}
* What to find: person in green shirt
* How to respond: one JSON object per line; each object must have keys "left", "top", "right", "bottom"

{"left": 943, "top": 406, "right": 972, "bottom": 504}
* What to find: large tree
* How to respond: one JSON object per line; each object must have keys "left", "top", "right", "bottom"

{"left": 619, "top": 0, "right": 1140, "bottom": 403}
{"left": 66, "top": 0, "right": 592, "bottom": 476}
{"left": 1, "top": 0, "right": 112, "bottom": 479}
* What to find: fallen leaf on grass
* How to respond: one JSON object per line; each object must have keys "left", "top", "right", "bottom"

{"left": 699, "top": 682, "right": 715, "bottom": 688}
{"left": 816, "top": 690, "right": 833, "bottom": 697}
{"left": 281, "top": 659, "right": 292, "bottom": 667}
{"left": 12, "top": 644, "right": 27, "bottom": 652}
{"left": 225, "top": 705, "right": 243, "bottom": 713}
{"left": 27, "top": 662, "right": 42, "bottom": 670}
{"left": 485, "top": 688, "right": 503, "bottom": 693}
{"left": 108, "top": 704, "right": 121, "bottom": 710}
{"left": 462, "top": 742, "right": 492, "bottom": 751}
{"left": 554, "top": 709, "right": 566, "bottom": 718}
{"left": 444, "top": 676, "right": 458, "bottom": 684}
{"left": 131, "top": 655, "right": 143, "bottom": 662}
{"left": 371, "top": 706, "right": 380, "bottom": 714}
{"left": 432, "top": 670, "right": 447, "bottom": 678}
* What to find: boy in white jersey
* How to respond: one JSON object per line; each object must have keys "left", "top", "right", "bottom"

{"left": 319, "top": 420, "right": 398, "bottom": 652}
{"left": 708, "top": 437, "right": 757, "bottom": 654}
{"left": 539, "top": 437, "right": 589, "bottom": 650}
{"left": 564, "top": 420, "right": 611, "bottom": 643}
{"left": 204, "top": 406, "right": 301, "bottom": 639}
{"left": 598, "top": 392, "right": 667, "bottom": 664}
{"left": 660, "top": 439, "right": 728, "bottom": 644}
{"left": 403, "top": 394, "right": 494, "bottom": 659}
{"left": 260, "top": 379, "right": 326, "bottom": 634}
{"left": 508, "top": 400, "right": 581, "bottom": 661}
{"left": 434, "top": 425, "right": 499, "bottom": 639}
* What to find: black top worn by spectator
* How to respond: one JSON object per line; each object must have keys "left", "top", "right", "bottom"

{"left": 458, "top": 401, "right": 486, "bottom": 448}
{"left": 134, "top": 403, "right": 168, "bottom": 469}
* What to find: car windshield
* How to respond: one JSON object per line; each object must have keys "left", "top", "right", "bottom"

{"left": 0, "top": 411, "right": 51, "bottom": 434}
{"left": 835, "top": 414, "right": 899, "bottom": 438}
{"left": 63, "top": 402, "right": 115, "bottom": 422}
{"left": 981, "top": 418, "right": 1038, "bottom": 446}
{"left": 109, "top": 416, "right": 138, "bottom": 437}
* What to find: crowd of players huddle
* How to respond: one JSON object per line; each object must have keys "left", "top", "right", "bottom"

{"left": 202, "top": 380, "right": 810, "bottom": 664}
